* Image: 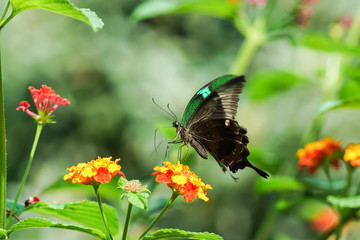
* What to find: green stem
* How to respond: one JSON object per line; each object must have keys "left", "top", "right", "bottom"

{"left": 122, "top": 202, "right": 133, "bottom": 240}
{"left": 0, "top": 32, "right": 5, "bottom": 229}
{"left": 230, "top": 35, "right": 262, "bottom": 75}
{"left": 93, "top": 184, "right": 113, "bottom": 240}
{"left": 5, "top": 123, "right": 44, "bottom": 228}
{"left": 344, "top": 163, "right": 354, "bottom": 195}
{"left": 323, "top": 165, "right": 334, "bottom": 193}
{"left": 0, "top": 2, "right": 11, "bottom": 23}
{"left": 137, "top": 191, "right": 179, "bottom": 240}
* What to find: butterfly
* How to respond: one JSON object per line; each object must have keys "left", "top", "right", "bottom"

{"left": 171, "top": 75, "right": 268, "bottom": 179}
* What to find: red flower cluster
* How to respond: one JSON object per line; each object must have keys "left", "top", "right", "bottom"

{"left": 309, "top": 207, "right": 339, "bottom": 232}
{"left": 17, "top": 85, "right": 70, "bottom": 124}
{"left": 295, "top": 0, "right": 321, "bottom": 27}
{"left": 297, "top": 137, "right": 342, "bottom": 174}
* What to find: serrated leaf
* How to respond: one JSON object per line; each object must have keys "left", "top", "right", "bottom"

{"left": 255, "top": 175, "right": 304, "bottom": 194}
{"left": 21, "top": 200, "right": 119, "bottom": 237}
{"left": 300, "top": 33, "right": 360, "bottom": 56}
{"left": 130, "top": 0, "right": 238, "bottom": 22}
{"left": 143, "top": 228, "right": 223, "bottom": 240}
{"left": 317, "top": 98, "right": 360, "bottom": 115}
{"left": 327, "top": 195, "right": 360, "bottom": 208}
{"left": 9, "top": 0, "right": 103, "bottom": 31}
{"left": 4, "top": 217, "right": 106, "bottom": 239}
{"left": 246, "top": 70, "right": 307, "bottom": 100}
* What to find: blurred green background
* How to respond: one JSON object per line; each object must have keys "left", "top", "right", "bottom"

{"left": 3, "top": 0, "right": 360, "bottom": 239}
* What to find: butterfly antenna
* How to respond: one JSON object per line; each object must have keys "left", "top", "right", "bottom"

{"left": 167, "top": 103, "right": 178, "bottom": 121}
{"left": 152, "top": 98, "right": 177, "bottom": 121}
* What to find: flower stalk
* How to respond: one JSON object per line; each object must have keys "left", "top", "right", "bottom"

{"left": 93, "top": 184, "right": 113, "bottom": 240}
{"left": 137, "top": 191, "right": 179, "bottom": 240}
{"left": 5, "top": 123, "right": 44, "bottom": 228}
{"left": 122, "top": 202, "right": 133, "bottom": 240}
{"left": 0, "top": 36, "right": 5, "bottom": 229}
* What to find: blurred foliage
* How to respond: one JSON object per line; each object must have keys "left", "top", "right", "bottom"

{"left": 3, "top": 0, "right": 360, "bottom": 239}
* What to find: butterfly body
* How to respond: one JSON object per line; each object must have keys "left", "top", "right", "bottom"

{"left": 173, "top": 75, "right": 268, "bottom": 179}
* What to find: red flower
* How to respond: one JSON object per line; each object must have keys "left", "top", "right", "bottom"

{"left": 16, "top": 85, "right": 70, "bottom": 124}
{"left": 297, "top": 137, "right": 342, "bottom": 174}
{"left": 24, "top": 196, "right": 41, "bottom": 207}
{"left": 309, "top": 208, "right": 339, "bottom": 232}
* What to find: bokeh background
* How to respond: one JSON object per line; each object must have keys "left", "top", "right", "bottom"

{"left": 3, "top": 0, "right": 360, "bottom": 239}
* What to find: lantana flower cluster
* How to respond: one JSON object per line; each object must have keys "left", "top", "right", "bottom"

{"left": 297, "top": 137, "right": 360, "bottom": 174}
{"left": 153, "top": 161, "right": 212, "bottom": 202}
{"left": 16, "top": 85, "right": 70, "bottom": 124}
{"left": 64, "top": 157, "right": 125, "bottom": 185}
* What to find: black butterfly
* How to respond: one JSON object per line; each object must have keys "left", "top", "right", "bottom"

{"left": 171, "top": 75, "right": 268, "bottom": 179}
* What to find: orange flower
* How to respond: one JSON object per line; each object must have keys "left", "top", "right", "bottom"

{"left": 344, "top": 143, "right": 360, "bottom": 167}
{"left": 152, "top": 161, "right": 212, "bottom": 202}
{"left": 297, "top": 137, "right": 342, "bottom": 174}
{"left": 64, "top": 157, "right": 125, "bottom": 185}
{"left": 309, "top": 208, "right": 339, "bottom": 232}
{"left": 16, "top": 85, "right": 70, "bottom": 124}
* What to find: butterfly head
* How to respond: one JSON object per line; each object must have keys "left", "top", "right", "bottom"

{"left": 172, "top": 121, "right": 180, "bottom": 129}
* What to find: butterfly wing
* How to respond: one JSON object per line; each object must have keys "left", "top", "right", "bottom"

{"left": 180, "top": 75, "right": 268, "bottom": 178}
{"left": 181, "top": 75, "right": 245, "bottom": 128}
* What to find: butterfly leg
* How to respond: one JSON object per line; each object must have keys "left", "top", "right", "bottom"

{"left": 218, "top": 161, "right": 239, "bottom": 182}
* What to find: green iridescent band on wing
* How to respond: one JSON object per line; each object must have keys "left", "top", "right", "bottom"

{"left": 181, "top": 75, "right": 238, "bottom": 127}
{"left": 181, "top": 98, "right": 202, "bottom": 127}
{"left": 209, "top": 75, "right": 236, "bottom": 90}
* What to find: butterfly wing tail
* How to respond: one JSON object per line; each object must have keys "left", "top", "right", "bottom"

{"left": 247, "top": 162, "right": 269, "bottom": 179}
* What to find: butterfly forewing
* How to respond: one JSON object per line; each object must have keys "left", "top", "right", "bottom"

{"left": 181, "top": 75, "right": 245, "bottom": 127}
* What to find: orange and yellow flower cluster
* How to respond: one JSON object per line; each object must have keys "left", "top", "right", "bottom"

{"left": 297, "top": 137, "right": 342, "bottom": 174}
{"left": 64, "top": 157, "right": 125, "bottom": 185}
{"left": 344, "top": 143, "right": 360, "bottom": 167}
{"left": 17, "top": 85, "right": 70, "bottom": 124}
{"left": 153, "top": 161, "right": 212, "bottom": 202}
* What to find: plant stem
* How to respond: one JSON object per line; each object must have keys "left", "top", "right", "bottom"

{"left": 137, "top": 191, "right": 179, "bottom": 240}
{"left": 0, "top": 2, "right": 11, "bottom": 23}
{"left": 230, "top": 19, "right": 266, "bottom": 75}
{"left": 5, "top": 123, "right": 44, "bottom": 228}
{"left": 93, "top": 184, "right": 113, "bottom": 240}
{"left": 344, "top": 163, "right": 354, "bottom": 195}
{"left": 122, "top": 202, "right": 133, "bottom": 240}
{"left": 0, "top": 32, "right": 5, "bottom": 229}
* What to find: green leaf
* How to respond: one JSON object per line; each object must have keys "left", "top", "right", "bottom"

{"left": 255, "top": 175, "right": 305, "bottom": 194}
{"left": 246, "top": 70, "right": 307, "bottom": 100}
{"left": 22, "top": 201, "right": 119, "bottom": 237}
{"left": 9, "top": 0, "right": 103, "bottom": 31}
{"left": 127, "top": 192, "right": 150, "bottom": 209}
{"left": 327, "top": 195, "right": 360, "bottom": 208}
{"left": 3, "top": 217, "right": 106, "bottom": 239}
{"left": 300, "top": 33, "right": 360, "bottom": 56}
{"left": 300, "top": 178, "right": 346, "bottom": 192}
{"left": 317, "top": 98, "right": 360, "bottom": 115}
{"left": 5, "top": 199, "right": 26, "bottom": 216}
{"left": 143, "top": 228, "right": 223, "bottom": 240}
{"left": 130, "top": 0, "right": 238, "bottom": 22}
{"left": 339, "top": 78, "right": 360, "bottom": 100}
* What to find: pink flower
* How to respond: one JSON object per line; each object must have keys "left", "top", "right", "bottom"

{"left": 17, "top": 85, "right": 70, "bottom": 124}
{"left": 247, "top": 0, "right": 267, "bottom": 7}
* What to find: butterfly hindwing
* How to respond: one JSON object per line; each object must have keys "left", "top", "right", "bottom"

{"left": 189, "top": 118, "right": 250, "bottom": 172}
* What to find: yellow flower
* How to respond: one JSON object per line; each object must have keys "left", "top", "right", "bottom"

{"left": 64, "top": 157, "right": 125, "bottom": 185}
{"left": 152, "top": 161, "right": 212, "bottom": 202}
{"left": 344, "top": 143, "right": 360, "bottom": 167}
